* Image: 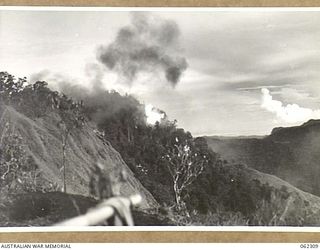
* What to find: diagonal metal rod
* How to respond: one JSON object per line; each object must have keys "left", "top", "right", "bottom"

{"left": 53, "top": 194, "right": 142, "bottom": 226}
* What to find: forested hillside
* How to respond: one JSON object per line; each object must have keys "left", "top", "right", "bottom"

{"left": 2, "top": 71, "right": 320, "bottom": 226}
{"left": 206, "top": 119, "right": 320, "bottom": 197}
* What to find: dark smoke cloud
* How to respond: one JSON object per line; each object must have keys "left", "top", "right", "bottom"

{"left": 29, "top": 68, "right": 145, "bottom": 125}
{"left": 97, "top": 13, "right": 188, "bottom": 87}
{"left": 30, "top": 70, "right": 85, "bottom": 97}
{"left": 30, "top": 63, "right": 105, "bottom": 96}
{"left": 29, "top": 13, "right": 186, "bottom": 126}
{"left": 29, "top": 70, "right": 51, "bottom": 84}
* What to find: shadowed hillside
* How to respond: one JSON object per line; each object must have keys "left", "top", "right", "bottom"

{"left": 205, "top": 119, "right": 320, "bottom": 196}
{"left": 0, "top": 192, "right": 172, "bottom": 226}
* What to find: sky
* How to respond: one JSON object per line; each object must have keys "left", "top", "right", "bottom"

{"left": 1, "top": 8, "right": 320, "bottom": 136}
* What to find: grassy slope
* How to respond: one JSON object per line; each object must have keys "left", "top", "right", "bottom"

{"left": 0, "top": 105, "right": 158, "bottom": 209}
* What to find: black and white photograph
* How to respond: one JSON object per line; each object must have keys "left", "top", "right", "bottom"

{"left": 1, "top": 7, "right": 320, "bottom": 227}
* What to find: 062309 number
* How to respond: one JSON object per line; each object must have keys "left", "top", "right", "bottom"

{"left": 300, "top": 244, "right": 319, "bottom": 248}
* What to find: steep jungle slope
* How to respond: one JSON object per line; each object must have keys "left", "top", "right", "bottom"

{"left": 0, "top": 104, "right": 158, "bottom": 209}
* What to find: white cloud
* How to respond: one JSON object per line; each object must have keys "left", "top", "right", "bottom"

{"left": 261, "top": 88, "right": 320, "bottom": 123}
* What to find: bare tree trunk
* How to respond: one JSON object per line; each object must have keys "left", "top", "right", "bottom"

{"left": 167, "top": 142, "right": 207, "bottom": 218}
{"left": 63, "top": 145, "right": 66, "bottom": 193}
{"left": 173, "top": 183, "right": 190, "bottom": 217}
{"left": 127, "top": 126, "right": 130, "bottom": 142}
{"left": 61, "top": 130, "right": 69, "bottom": 193}
{"left": 33, "top": 170, "right": 37, "bottom": 192}
{"left": 173, "top": 180, "right": 181, "bottom": 208}
{"left": 62, "top": 142, "right": 66, "bottom": 193}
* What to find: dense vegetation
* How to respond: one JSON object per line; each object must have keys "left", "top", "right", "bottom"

{"left": 72, "top": 77, "right": 291, "bottom": 224}
{"left": 0, "top": 71, "right": 295, "bottom": 225}
{"left": 0, "top": 72, "right": 85, "bottom": 194}
{"left": 206, "top": 120, "right": 320, "bottom": 198}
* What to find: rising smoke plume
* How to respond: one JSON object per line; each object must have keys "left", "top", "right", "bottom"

{"left": 29, "top": 13, "right": 184, "bottom": 126}
{"left": 30, "top": 68, "right": 144, "bottom": 124}
{"left": 261, "top": 88, "right": 320, "bottom": 123}
{"left": 97, "top": 13, "right": 188, "bottom": 87}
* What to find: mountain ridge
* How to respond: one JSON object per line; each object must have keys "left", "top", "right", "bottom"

{"left": 205, "top": 118, "right": 320, "bottom": 197}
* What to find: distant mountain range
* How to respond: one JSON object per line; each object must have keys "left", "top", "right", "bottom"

{"left": 205, "top": 119, "right": 320, "bottom": 197}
